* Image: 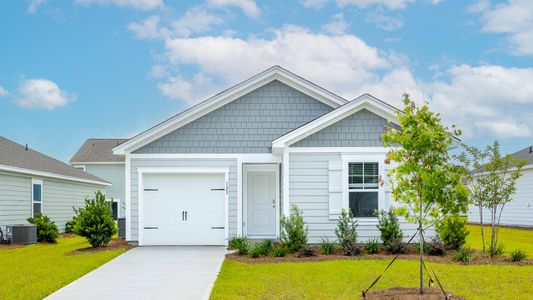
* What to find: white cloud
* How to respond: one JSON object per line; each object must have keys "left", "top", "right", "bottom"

{"left": 472, "top": 0, "right": 533, "bottom": 56}
{"left": 321, "top": 13, "right": 349, "bottom": 35}
{"left": 367, "top": 8, "right": 404, "bottom": 30}
{"left": 337, "top": 0, "right": 414, "bottom": 10}
{"left": 75, "top": 0, "right": 163, "bottom": 10}
{"left": 207, "top": 0, "right": 260, "bottom": 18}
{"left": 301, "top": 0, "right": 328, "bottom": 9}
{"left": 430, "top": 0, "right": 444, "bottom": 4}
{"left": 0, "top": 86, "right": 8, "bottom": 97}
{"left": 16, "top": 79, "right": 76, "bottom": 110}
{"left": 128, "top": 8, "right": 223, "bottom": 40}
{"left": 28, "top": 0, "right": 46, "bottom": 13}
{"left": 157, "top": 73, "right": 220, "bottom": 104}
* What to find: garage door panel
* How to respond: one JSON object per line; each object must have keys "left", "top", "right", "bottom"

{"left": 142, "top": 173, "right": 226, "bottom": 246}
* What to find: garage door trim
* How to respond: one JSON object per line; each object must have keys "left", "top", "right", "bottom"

{"left": 137, "top": 167, "right": 229, "bottom": 246}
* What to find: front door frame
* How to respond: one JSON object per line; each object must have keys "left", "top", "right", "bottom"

{"left": 243, "top": 164, "right": 280, "bottom": 239}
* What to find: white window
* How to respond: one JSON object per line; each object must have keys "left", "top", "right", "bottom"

{"left": 348, "top": 162, "right": 379, "bottom": 217}
{"left": 32, "top": 179, "right": 43, "bottom": 217}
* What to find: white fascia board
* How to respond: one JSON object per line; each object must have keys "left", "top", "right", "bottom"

{"left": 0, "top": 164, "right": 111, "bottom": 186}
{"left": 129, "top": 153, "right": 282, "bottom": 162}
{"left": 113, "top": 66, "right": 348, "bottom": 155}
{"left": 272, "top": 94, "right": 400, "bottom": 152}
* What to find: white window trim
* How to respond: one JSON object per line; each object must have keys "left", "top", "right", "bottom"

{"left": 31, "top": 178, "right": 43, "bottom": 218}
{"left": 341, "top": 155, "right": 385, "bottom": 220}
{"left": 73, "top": 165, "right": 86, "bottom": 171}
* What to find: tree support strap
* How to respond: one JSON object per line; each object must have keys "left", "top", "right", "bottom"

{"left": 420, "top": 234, "right": 449, "bottom": 300}
{"left": 361, "top": 230, "right": 420, "bottom": 298}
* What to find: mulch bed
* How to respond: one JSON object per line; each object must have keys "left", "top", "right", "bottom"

{"left": 226, "top": 245, "right": 532, "bottom": 266}
{"left": 68, "top": 239, "right": 132, "bottom": 255}
{"left": 0, "top": 243, "right": 25, "bottom": 249}
{"left": 60, "top": 233, "right": 77, "bottom": 238}
{"left": 364, "top": 287, "right": 465, "bottom": 300}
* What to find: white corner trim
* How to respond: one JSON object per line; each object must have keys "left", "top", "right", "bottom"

{"left": 0, "top": 164, "right": 110, "bottom": 186}
{"left": 113, "top": 66, "right": 348, "bottom": 155}
{"left": 125, "top": 155, "right": 132, "bottom": 241}
{"left": 271, "top": 94, "right": 400, "bottom": 152}
{"left": 282, "top": 148, "right": 290, "bottom": 216}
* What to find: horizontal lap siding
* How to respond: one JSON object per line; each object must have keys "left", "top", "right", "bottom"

{"left": 43, "top": 179, "right": 104, "bottom": 232}
{"left": 289, "top": 153, "right": 427, "bottom": 244}
{"left": 0, "top": 172, "right": 31, "bottom": 232}
{"left": 130, "top": 158, "right": 238, "bottom": 242}
{"left": 468, "top": 168, "right": 533, "bottom": 227}
{"left": 84, "top": 164, "right": 126, "bottom": 217}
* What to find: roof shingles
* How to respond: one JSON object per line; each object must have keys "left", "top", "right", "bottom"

{"left": 70, "top": 139, "right": 127, "bottom": 163}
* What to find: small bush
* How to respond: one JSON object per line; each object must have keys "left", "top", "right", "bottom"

{"left": 297, "top": 245, "right": 316, "bottom": 257}
{"left": 435, "top": 216, "right": 469, "bottom": 250}
{"left": 248, "top": 240, "right": 273, "bottom": 258}
{"left": 489, "top": 243, "right": 505, "bottom": 256}
{"left": 376, "top": 209, "right": 403, "bottom": 247}
{"left": 26, "top": 214, "right": 59, "bottom": 243}
{"left": 453, "top": 246, "right": 473, "bottom": 263}
{"left": 385, "top": 237, "right": 408, "bottom": 254}
{"left": 320, "top": 238, "right": 336, "bottom": 255}
{"left": 280, "top": 204, "right": 308, "bottom": 252}
{"left": 64, "top": 216, "right": 77, "bottom": 234}
{"left": 271, "top": 243, "right": 289, "bottom": 257}
{"left": 364, "top": 238, "right": 380, "bottom": 254}
{"left": 73, "top": 191, "right": 117, "bottom": 248}
{"left": 228, "top": 236, "right": 249, "bottom": 255}
{"left": 335, "top": 209, "right": 360, "bottom": 256}
{"left": 510, "top": 249, "right": 528, "bottom": 262}
{"left": 426, "top": 237, "right": 447, "bottom": 256}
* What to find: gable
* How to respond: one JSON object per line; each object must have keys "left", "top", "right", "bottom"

{"left": 291, "top": 109, "right": 399, "bottom": 147}
{"left": 134, "top": 80, "right": 334, "bottom": 154}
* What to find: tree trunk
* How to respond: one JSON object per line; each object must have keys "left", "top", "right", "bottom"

{"left": 419, "top": 209, "right": 424, "bottom": 294}
{"left": 479, "top": 204, "right": 485, "bottom": 253}
{"left": 490, "top": 205, "right": 496, "bottom": 257}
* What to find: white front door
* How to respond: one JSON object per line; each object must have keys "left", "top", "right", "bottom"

{"left": 141, "top": 173, "right": 226, "bottom": 245}
{"left": 245, "top": 166, "right": 277, "bottom": 237}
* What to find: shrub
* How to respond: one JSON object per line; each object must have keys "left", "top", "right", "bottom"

{"left": 248, "top": 243, "right": 264, "bottom": 258}
{"left": 364, "top": 238, "right": 380, "bottom": 254}
{"left": 26, "top": 214, "right": 59, "bottom": 243}
{"left": 335, "top": 209, "right": 360, "bottom": 256}
{"left": 297, "top": 245, "right": 316, "bottom": 257}
{"left": 376, "top": 209, "right": 403, "bottom": 247}
{"left": 64, "top": 216, "right": 77, "bottom": 234}
{"left": 280, "top": 204, "right": 308, "bottom": 252}
{"left": 385, "top": 237, "right": 408, "bottom": 254}
{"left": 228, "top": 236, "right": 249, "bottom": 255}
{"left": 489, "top": 243, "right": 505, "bottom": 256}
{"left": 510, "top": 249, "right": 528, "bottom": 262}
{"left": 435, "top": 216, "right": 468, "bottom": 250}
{"left": 453, "top": 246, "right": 473, "bottom": 263}
{"left": 426, "top": 237, "right": 447, "bottom": 256}
{"left": 320, "top": 238, "right": 336, "bottom": 255}
{"left": 73, "top": 191, "right": 117, "bottom": 248}
{"left": 271, "top": 243, "right": 289, "bottom": 257}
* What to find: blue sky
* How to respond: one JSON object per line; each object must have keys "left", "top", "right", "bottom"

{"left": 1, "top": 0, "right": 532, "bottom": 161}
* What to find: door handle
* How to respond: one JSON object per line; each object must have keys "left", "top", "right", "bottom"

{"left": 272, "top": 199, "right": 276, "bottom": 208}
{"left": 185, "top": 211, "right": 188, "bottom": 221}
{"left": 181, "top": 211, "right": 185, "bottom": 221}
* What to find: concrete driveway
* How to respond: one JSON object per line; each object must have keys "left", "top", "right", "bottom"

{"left": 47, "top": 246, "right": 226, "bottom": 300}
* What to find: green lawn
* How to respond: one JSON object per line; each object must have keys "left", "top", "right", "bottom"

{"left": 0, "top": 236, "right": 128, "bottom": 300}
{"left": 211, "top": 259, "right": 533, "bottom": 300}
{"left": 466, "top": 224, "right": 533, "bottom": 257}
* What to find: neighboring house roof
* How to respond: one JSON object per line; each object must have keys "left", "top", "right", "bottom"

{"left": 271, "top": 94, "right": 401, "bottom": 152}
{"left": 113, "top": 65, "right": 349, "bottom": 154}
{"left": 70, "top": 139, "right": 128, "bottom": 163}
{"left": 0, "top": 136, "right": 109, "bottom": 186}
{"left": 510, "top": 145, "right": 533, "bottom": 166}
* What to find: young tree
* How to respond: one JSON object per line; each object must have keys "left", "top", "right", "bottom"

{"left": 458, "top": 142, "right": 525, "bottom": 257}
{"left": 382, "top": 95, "right": 470, "bottom": 294}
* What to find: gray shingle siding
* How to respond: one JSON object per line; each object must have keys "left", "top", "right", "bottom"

{"left": 134, "top": 80, "right": 334, "bottom": 154}
{"left": 292, "top": 109, "right": 398, "bottom": 147}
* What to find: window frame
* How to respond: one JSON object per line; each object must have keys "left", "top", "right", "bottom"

{"left": 342, "top": 155, "right": 385, "bottom": 219}
{"left": 31, "top": 178, "right": 43, "bottom": 218}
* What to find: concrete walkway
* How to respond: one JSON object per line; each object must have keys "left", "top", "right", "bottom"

{"left": 47, "top": 246, "right": 226, "bottom": 300}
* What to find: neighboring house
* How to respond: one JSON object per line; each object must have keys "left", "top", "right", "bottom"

{"left": 70, "top": 139, "right": 128, "bottom": 220}
{"left": 468, "top": 146, "right": 533, "bottom": 227}
{"left": 111, "top": 65, "right": 421, "bottom": 246}
{"left": 0, "top": 136, "right": 109, "bottom": 233}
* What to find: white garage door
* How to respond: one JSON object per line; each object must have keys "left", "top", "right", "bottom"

{"left": 141, "top": 173, "right": 226, "bottom": 245}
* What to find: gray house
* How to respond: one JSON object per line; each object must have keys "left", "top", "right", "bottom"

{"left": 468, "top": 146, "right": 533, "bottom": 227}
{"left": 0, "top": 136, "right": 109, "bottom": 233}
{"left": 110, "top": 66, "right": 420, "bottom": 246}
{"left": 70, "top": 139, "right": 127, "bottom": 220}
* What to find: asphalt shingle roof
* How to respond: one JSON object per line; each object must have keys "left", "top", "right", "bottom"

{"left": 510, "top": 145, "right": 533, "bottom": 166}
{"left": 0, "top": 136, "right": 108, "bottom": 184}
{"left": 70, "top": 139, "right": 128, "bottom": 163}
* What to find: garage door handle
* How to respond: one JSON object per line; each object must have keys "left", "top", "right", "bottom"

{"left": 144, "top": 188, "right": 158, "bottom": 192}
{"left": 144, "top": 227, "right": 158, "bottom": 229}
{"left": 211, "top": 188, "right": 225, "bottom": 191}
{"left": 211, "top": 226, "right": 225, "bottom": 229}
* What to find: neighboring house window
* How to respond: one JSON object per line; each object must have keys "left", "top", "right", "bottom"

{"left": 32, "top": 179, "right": 43, "bottom": 217}
{"left": 348, "top": 162, "right": 379, "bottom": 217}
{"left": 106, "top": 199, "right": 120, "bottom": 220}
